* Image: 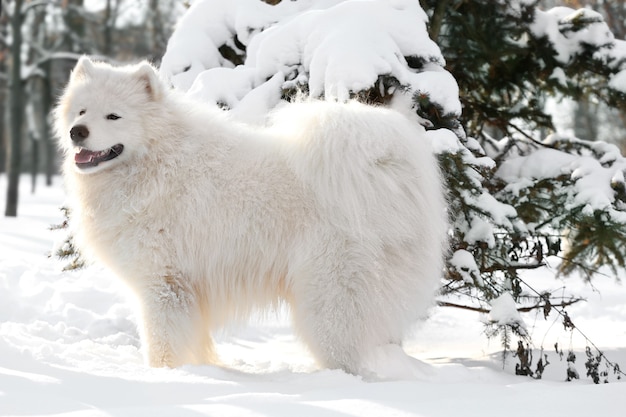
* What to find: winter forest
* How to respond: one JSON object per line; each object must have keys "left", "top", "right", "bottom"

{"left": 1, "top": 0, "right": 626, "bottom": 416}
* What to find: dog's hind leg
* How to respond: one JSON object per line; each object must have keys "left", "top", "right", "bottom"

{"left": 290, "top": 240, "right": 402, "bottom": 375}
{"left": 137, "top": 274, "right": 216, "bottom": 367}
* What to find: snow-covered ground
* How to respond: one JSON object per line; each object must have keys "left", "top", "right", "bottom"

{"left": 1, "top": 175, "right": 624, "bottom": 417}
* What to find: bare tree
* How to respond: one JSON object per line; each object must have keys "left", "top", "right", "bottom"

{"left": 5, "top": 0, "right": 24, "bottom": 217}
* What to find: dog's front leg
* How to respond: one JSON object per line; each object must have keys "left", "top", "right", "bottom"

{"left": 137, "top": 274, "right": 215, "bottom": 368}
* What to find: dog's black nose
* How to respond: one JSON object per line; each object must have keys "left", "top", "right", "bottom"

{"left": 70, "top": 124, "right": 89, "bottom": 143}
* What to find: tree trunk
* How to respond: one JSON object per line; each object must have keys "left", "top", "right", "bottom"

{"left": 0, "top": 11, "right": 7, "bottom": 174}
{"left": 30, "top": 130, "right": 39, "bottom": 194}
{"left": 41, "top": 61, "right": 55, "bottom": 187}
{"left": 426, "top": 0, "right": 452, "bottom": 42}
{"left": 64, "top": 0, "right": 86, "bottom": 53}
{"left": 103, "top": 0, "right": 113, "bottom": 55}
{"left": 26, "top": 6, "right": 52, "bottom": 190}
{"left": 5, "top": 0, "right": 24, "bottom": 217}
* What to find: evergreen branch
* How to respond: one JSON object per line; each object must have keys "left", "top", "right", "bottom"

{"left": 553, "top": 254, "right": 616, "bottom": 280}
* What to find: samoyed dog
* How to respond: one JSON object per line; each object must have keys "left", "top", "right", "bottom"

{"left": 55, "top": 57, "right": 447, "bottom": 377}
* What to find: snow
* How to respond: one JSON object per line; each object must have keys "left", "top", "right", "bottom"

{"left": 498, "top": 148, "right": 576, "bottom": 183}
{"left": 531, "top": 7, "right": 614, "bottom": 65}
{"left": 160, "top": 0, "right": 460, "bottom": 118}
{"left": 488, "top": 293, "right": 526, "bottom": 330}
{"left": 1, "top": 175, "right": 625, "bottom": 416}
{"left": 497, "top": 134, "right": 626, "bottom": 224}
{"left": 449, "top": 249, "right": 482, "bottom": 286}
{"left": 530, "top": 3, "right": 626, "bottom": 101}
{"left": 608, "top": 69, "right": 626, "bottom": 93}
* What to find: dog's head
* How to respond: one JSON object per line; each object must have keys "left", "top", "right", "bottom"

{"left": 56, "top": 57, "right": 164, "bottom": 174}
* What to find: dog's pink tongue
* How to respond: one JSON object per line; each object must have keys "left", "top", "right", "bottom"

{"left": 74, "top": 148, "right": 95, "bottom": 164}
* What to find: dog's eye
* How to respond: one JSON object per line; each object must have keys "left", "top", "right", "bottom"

{"left": 79, "top": 109, "right": 86, "bottom": 116}
{"left": 106, "top": 113, "right": 121, "bottom": 120}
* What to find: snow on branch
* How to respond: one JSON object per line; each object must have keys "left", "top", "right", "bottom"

{"left": 160, "top": 0, "right": 460, "bottom": 123}
{"left": 531, "top": 6, "right": 626, "bottom": 96}
{"left": 531, "top": 7, "right": 614, "bottom": 65}
{"left": 497, "top": 134, "right": 626, "bottom": 226}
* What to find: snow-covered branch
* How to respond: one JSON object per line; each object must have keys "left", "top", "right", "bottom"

{"left": 160, "top": 0, "right": 459, "bottom": 123}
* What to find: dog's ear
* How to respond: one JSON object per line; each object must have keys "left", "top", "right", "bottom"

{"left": 134, "top": 62, "right": 163, "bottom": 102}
{"left": 70, "top": 56, "right": 95, "bottom": 82}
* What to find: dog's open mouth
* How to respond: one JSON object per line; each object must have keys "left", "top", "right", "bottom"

{"left": 74, "top": 145, "right": 124, "bottom": 168}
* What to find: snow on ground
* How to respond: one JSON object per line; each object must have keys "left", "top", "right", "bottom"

{"left": 1, "top": 175, "right": 624, "bottom": 417}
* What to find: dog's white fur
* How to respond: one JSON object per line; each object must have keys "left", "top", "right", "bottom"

{"left": 56, "top": 57, "right": 447, "bottom": 376}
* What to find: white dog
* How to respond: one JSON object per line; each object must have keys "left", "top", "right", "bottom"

{"left": 55, "top": 57, "right": 447, "bottom": 377}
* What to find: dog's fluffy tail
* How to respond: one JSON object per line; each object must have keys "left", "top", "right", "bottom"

{"left": 273, "top": 100, "right": 445, "bottom": 240}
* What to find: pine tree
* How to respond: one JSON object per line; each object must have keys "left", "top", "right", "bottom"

{"left": 420, "top": 1, "right": 626, "bottom": 378}
{"left": 422, "top": 0, "right": 626, "bottom": 293}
